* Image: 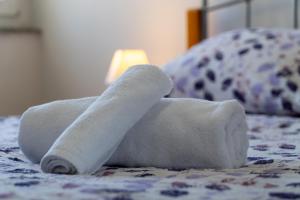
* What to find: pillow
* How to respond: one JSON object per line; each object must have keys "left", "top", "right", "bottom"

{"left": 164, "top": 28, "right": 300, "bottom": 115}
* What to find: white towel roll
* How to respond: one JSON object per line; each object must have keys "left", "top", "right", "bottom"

{"left": 38, "top": 65, "right": 172, "bottom": 174}
{"left": 19, "top": 97, "right": 248, "bottom": 171}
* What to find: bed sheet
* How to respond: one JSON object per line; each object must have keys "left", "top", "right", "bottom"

{"left": 0, "top": 115, "right": 299, "bottom": 200}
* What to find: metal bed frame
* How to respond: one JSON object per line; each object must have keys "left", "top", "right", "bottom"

{"left": 201, "top": 0, "right": 299, "bottom": 38}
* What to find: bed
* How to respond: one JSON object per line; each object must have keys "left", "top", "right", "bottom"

{"left": 0, "top": 115, "right": 300, "bottom": 199}
{"left": 1, "top": 1, "right": 300, "bottom": 200}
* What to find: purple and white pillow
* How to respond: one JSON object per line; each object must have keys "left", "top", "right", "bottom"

{"left": 164, "top": 28, "right": 300, "bottom": 115}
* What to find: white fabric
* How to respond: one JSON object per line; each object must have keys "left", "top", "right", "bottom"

{"left": 33, "top": 65, "right": 172, "bottom": 174}
{"left": 19, "top": 97, "right": 249, "bottom": 171}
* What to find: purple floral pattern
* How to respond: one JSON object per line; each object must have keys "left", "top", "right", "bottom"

{"left": 164, "top": 28, "right": 300, "bottom": 115}
{"left": 0, "top": 116, "right": 300, "bottom": 199}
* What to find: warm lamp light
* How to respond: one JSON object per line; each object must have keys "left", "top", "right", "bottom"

{"left": 105, "top": 49, "right": 149, "bottom": 84}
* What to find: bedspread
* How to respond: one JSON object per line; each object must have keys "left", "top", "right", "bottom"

{"left": 0, "top": 115, "right": 299, "bottom": 200}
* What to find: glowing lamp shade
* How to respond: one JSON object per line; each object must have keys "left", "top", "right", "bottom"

{"left": 105, "top": 49, "right": 149, "bottom": 84}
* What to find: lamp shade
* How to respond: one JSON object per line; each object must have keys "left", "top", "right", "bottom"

{"left": 105, "top": 49, "right": 149, "bottom": 84}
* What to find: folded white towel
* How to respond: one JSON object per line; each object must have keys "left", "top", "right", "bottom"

{"left": 19, "top": 97, "right": 249, "bottom": 171}
{"left": 37, "top": 65, "right": 172, "bottom": 174}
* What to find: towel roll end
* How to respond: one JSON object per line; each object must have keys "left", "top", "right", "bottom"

{"left": 41, "top": 155, "right": 77, "bottom": 175}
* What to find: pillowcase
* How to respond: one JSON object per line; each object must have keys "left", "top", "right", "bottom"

{"left": 164, "top": 28, "right": 300, "bottom": 115}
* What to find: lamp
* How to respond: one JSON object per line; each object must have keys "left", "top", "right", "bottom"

{"left": 105, "top": 49, "right": 149, "bottom": 84}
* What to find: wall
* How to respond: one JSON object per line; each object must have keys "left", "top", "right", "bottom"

{"left": 0, "top": 0, "right": 41, "bottom": 115}
{"left": 33, "top": 0, "right": 199, "bottom": 101}
{"left": 0, "top": 0, "right": 34, "bottom": 28}
{"left": 0, "top": 33, "right": 42, "bottom": 115}
{"left": 33, "top": 0, "right": 293, "bottom": 102}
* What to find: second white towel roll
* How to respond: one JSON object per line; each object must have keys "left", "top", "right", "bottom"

{"left": 40, "top": 65, "right": 172, "bottom": 174}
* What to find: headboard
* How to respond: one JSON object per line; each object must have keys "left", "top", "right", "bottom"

{"left": 187, "top": 0, "right": 299, "bottom": 48}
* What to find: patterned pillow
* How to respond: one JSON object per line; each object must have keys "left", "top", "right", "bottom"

{"left": 164, "top": 28, "right": 300, "bottom": 115}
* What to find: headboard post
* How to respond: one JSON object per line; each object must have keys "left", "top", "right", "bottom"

{"left": 245, "top": 0, "right": 252, "bottom": 28}
{"left": 294, "top": 0, "right": 299, "bottom": 28}
{"left": 201, "top": 0, "right": 208, "bottom": 39}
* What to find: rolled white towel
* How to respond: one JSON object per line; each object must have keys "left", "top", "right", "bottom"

{"left": 19, "top": 97, "right": 249, "bottom": 170}
{"left": 38, "top": 65, "right": 172, "bottom": 174}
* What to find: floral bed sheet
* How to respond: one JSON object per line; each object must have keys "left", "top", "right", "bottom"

{"left": 0, "top": 115, "right": 300, "bottom": 200}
